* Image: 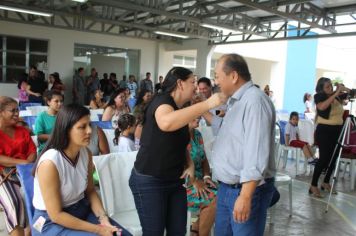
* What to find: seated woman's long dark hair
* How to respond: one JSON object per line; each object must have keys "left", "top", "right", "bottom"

{"left": 32, "top": 104, "right": 90, "bottom": 175}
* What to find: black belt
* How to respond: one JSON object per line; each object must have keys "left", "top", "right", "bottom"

{"left": 218, "top": 178, "right": 274, "bottom": 189}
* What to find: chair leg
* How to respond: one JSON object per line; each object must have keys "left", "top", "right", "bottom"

{"left": 283, "top": 149, "right": 288, "bottom": 169}
{"left": 288, "top": 180, "right": 293, "bottom": 217}
{"left": 351, "top": 160, "right": 356, "bottom": 191}
{"left": 269, "top": 205, "right": 276, "bottom": 225}
{"left": 295, "top": 150, "right": 300, "bottom": 176}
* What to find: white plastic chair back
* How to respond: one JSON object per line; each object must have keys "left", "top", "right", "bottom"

{"left": 26, "top": 106, "right": 47, "bottom": 116}
{"left": 90, "top": 109, "right": 104, "bottom": 121}
{"left": 93, "top": 152, "right": 142, "bottom": 235}
{"left": 19, "top": 110, "right": 32, "bottom": 117}
{"left": 93, "top": 151, "right": 138, "bottom": 214}
{"left": 102, "top": 129, "right": 116, "bottom": 153}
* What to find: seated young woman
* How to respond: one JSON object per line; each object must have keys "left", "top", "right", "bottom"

{"left": 32, "top": 104, "right": 131, "bottom": 235}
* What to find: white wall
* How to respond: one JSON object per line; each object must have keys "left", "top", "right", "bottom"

{"left": 0, "top": 21, "right": 157, "bottom": 102}
{"left": 91, "top": 55, "right": 125, "bottom": 80}
{"left": 214, "top": 41, "right": 288, "bottom": 109}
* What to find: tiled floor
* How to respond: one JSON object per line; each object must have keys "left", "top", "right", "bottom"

{"left": 0, "top": 158, "right": 355, "bottom": 236}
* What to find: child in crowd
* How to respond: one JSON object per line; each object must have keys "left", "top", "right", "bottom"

{"left": 18, "top": 80, "right": 29, "bottom": 105}
{"left": 112, "top": 113, "right": 136, "bottom": 152}
{"left": 34, "top": 90, "right": 63, "bottom": 154}
{"left": 285, "top": 111, "right": 317, "bottom": 164}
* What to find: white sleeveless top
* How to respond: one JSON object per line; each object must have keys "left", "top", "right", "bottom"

{"left": 33, "top": 148, "right": 89, "bottom": 210}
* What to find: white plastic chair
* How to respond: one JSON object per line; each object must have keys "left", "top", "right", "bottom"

{"left": 269, "top": 173, "right": 293, "bottom": 224}
{"left": 339, "top": 153, "right": 356, "bottom": 191}
{"left": 26, "top": 106, "right": 47, "bottom": 116}
{"left": 269, "top": 141, "right": 293, "bottom": 224}
{"left": 102, "top": 129, "right": 116, "bottom": 153}
{"left": 90, "top": 109, "right": 104, "bottom": 121}
{"left": 278, "top": 145, "right": 307, "bottom": 176}
{"left": 93, "top": 152, "right": 142, "bottom": 236}
{"left": 19, "top": 110, "right": 32, "bottom": 117}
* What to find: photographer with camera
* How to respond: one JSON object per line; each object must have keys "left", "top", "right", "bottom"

{"left": 309, "top": 77, "right": 353, "bottom": 198}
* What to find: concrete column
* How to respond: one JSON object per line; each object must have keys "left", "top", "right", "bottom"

{"left": 195, "top": 42, "right": 215, "bottom": 78}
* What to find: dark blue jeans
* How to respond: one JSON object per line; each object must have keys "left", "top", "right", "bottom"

{"left": 215, "top": 179, "right": 275, "bottom": 236}
{"left": 129, "top": 168, "right": 187, "bottom": 236}
{"left": 32, "top": 198, "right": 131, "bottom": 235}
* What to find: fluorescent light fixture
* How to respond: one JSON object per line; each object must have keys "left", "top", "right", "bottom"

{"left": 200, "top": 23, "right": 237, "bottom": 32}
{"left": 72, "top": 0, "right": 88, "bottom": 3}
{"left": 0, "top": 5, "right": 53, "bottom": 17}
{"left": 154, "top": 31, "right": 189, "bottom": 39}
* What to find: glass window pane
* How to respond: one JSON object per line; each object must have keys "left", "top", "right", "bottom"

{"left": 6, "top": 36, "right": 26, "bottom": 51}
{"left": 30, "top": 39, "right": 48, "bottom": 52}
{"left": 0, "top": 36, "right": 2, "bottom": 50}
{"left": 6, "top": 67, "right": 25, "bottom": 83}
{"left": 6, "top": 52, "right": 26, "bottom": 66}
{"left": 173, "top": 55, "right": 183, "bottom": 65}
{"left": 185, "top": 56, "right": 195, "bottom": 66}
{"left": 0, "top": 68, "right": 2, "bottom": 82}
{"left": 0, "top": 53, "right": 2, "bottom": 65}
{"left": 30, "top": 54, "right": 47, "bottom": 66}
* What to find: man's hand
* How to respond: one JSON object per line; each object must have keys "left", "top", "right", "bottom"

{"left": 233, "top": 195, "right": 252, "bottom": 223}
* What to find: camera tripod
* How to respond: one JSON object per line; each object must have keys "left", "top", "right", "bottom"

{"left": 325, "top": 114, "right": 356, "bottom": 212}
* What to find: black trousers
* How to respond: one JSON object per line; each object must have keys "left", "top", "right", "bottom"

{"left": 311, "top": 124, "right": 343, "bottom": 186}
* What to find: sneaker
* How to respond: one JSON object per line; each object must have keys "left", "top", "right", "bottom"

{"left": 308, "top": 158, "right": 318, "bottom": 165}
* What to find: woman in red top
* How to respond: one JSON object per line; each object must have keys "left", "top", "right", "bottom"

{"left": 0, "top": 96, "right": 36, "bottom": 235}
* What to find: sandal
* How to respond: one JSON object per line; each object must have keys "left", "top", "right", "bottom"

{"left": 308, "top": 186, "right": 323, "bottom": 198}
{"left": 321, "top": 183, "right": 337, "bottom": 194}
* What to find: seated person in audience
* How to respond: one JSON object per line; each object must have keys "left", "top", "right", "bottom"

{"left": 32, "top": 104, "right": 130, "bottom": 235}
{"left": 48, "top": 72, "right": 65, "bottom": 94}
{"left": 18, "top": 76, "right": 29, "bottom": 105}
{"left": 285, "top": 111, "right": 317, "bottom": 164}
{"left": 35, "top": 90, "right": 63, "bottom": 154}
{"left": 112, "top": 114, "right": 136, "bottom": 152}
{"left": 133, "top": 89, "right": 152, "bottom": 147}
{"left": 88, "top": 124, "right": 110, "bottom": 156}
{"left": 0, "top": 96, "right": 36, "bottom": 236}
{"left": 102, "top": 88, "right": 128, "bottom": 129}
{"left": 186, "top": 116, "right": 217, "bottom": 236}
{"left": 89, "top": 89, "right": 107, "bottom": 110}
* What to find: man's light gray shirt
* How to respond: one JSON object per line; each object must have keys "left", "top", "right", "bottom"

{"left": 212, "top": 81, "right": 276, "bottom": 184}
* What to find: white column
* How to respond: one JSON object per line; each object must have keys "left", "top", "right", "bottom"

{"left": 195, "top": 42, "right": 215, "bottom": 78}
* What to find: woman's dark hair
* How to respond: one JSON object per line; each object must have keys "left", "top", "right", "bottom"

{"left": 142, "top": 67, "right": 192, "bottom": 125}
{"left": 220, "top": 54, "right": 251, "bottom": 81}
{"left": 303, "top": 93, "right": 311, "bottom": 103}
{"left": 32, "top": 104, "right": 90, "bottom": 175}
{"left": 107, "top": 88, "right": 126, "bottom": 107}
{"left": 315, "top": 77, "right": 331, "bottom": 94}
{"left": 113, "top": 113, "right": 136, "bottom": 145}
{"left": 160, "top": 67, "right": 193, "bottom": 94}
{"left": 51, "top": 72, "right": 62, "bottom": 84}
{"left": 135, "top": 89, "right": 151, "bottom": 107}
{"left": 289, "top": 111, "right": 299, "bottom": 120}
{"left": 44, "top": 90, "right": 64, "bottom": 106}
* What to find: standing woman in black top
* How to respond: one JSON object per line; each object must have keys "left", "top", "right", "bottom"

{"left": 309, "top": 77, "right": 351, "bottom": 197}
{"left": 129, "top": 67, "right": 225, "bottom": 236}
